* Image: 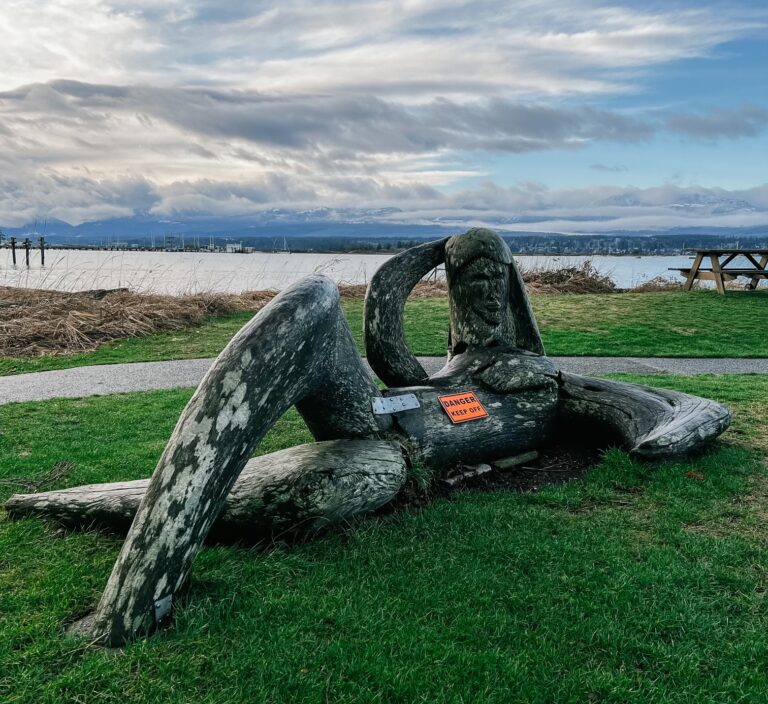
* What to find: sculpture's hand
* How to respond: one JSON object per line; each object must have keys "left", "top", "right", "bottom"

{"left": 473, "top": 353, "right": 559, "bottom": 394}
{"left": 429, "top": 347, "right": 559, "bottom": 395}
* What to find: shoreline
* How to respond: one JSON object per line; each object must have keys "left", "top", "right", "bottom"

{"left": 0, "top": 249, "right": 695, "bottom": 294}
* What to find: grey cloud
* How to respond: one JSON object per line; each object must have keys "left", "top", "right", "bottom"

{"left": 1, "top": 159, "right": 767, "bottom": 230}
{"left": 98, "top": 0, "right": 764, "bottom": 98}
{"left": 382, "top": 182, "right": 768, "bottom": 233}
{"left": 3, "top": 80, "right": 762, "bottom": 172}
{"left": 665, "top": 105, "right": 768, "bottom": 138}
{"left": 160, "top": 174, "right": 318, "bottom": 205}
{"left": 0, "top": 172, "right": 161, "bottom": 226}
{"left": 155, "top": 179, "right": 768, "bottom": 231}
{"left": 453, "top": 182, "right": 763, "bottom": 213}
{"left": 2, "top": 80, "right": 654, "bottom": 156}
{"left": 590, "top": 163, "right": 628, "bottom": 172}
{"left": 0, "top": 81, "right": 766, "bottom": 229}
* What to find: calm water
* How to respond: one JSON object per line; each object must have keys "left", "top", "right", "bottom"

{"left": 0, "top": 248, "right": 697, "bottom": 294}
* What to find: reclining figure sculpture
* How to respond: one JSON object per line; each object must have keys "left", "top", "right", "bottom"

{"left": 7, "top": 228, "right": 731, "bottom": 645}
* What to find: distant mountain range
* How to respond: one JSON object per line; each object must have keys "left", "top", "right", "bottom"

{"left": 0, "top": 212, "right": 454, "bottom": 244}
{"left": 1, "top": 205, "right": 766, "bottom": 246}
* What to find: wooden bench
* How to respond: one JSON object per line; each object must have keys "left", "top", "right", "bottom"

{"left": 670, "top": 249, "right": 768, "bottom": 294}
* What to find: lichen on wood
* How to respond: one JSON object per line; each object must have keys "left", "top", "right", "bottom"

{"left": 7, "top": 440, "right": 407, "bottom": 540}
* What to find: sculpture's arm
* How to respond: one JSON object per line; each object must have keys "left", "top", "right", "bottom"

{"left": 364, "top": 238, "right": 448, "bottom": 386}
{"left": 558, "top": 372, "right": 731, "bottom": 458}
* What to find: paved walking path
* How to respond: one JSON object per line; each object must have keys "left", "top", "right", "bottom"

{"left": 1, "top": 356, "right": 766, "bottom": 405}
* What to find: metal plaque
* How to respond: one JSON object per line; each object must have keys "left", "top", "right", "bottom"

{"left": 153, "top": 595, "right": 173, "bottom": 624}
{"left": 371, "top": 393, "right": 420, "bottom": 415}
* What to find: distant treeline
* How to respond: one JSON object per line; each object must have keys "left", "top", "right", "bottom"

{"left": 230, "top": 233, "right": 768, "bottom": 255}
{"left": 10, "top": 232, "right": 767, "bottom": 256}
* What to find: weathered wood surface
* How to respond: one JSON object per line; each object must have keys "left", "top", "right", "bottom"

{"left": 559, "top": 372, "right": 731, "bottom": 458}
{"left": 3, "top": 227, "right": 734, "bottom": 648}
{"left": 673, "top": 249, "right": 768, "bottom": 293}
{"left": 7, "top": 440, "right": 407, "bottom": 540}
{"left": 364, "top": 238, "right": 448, "bottom": 387}
{"left": 364, "top": 229, "right": 545, "bottom": 389}
{"left": 396, "top": 348, "right": 560, "bottom": 468}
{"left": 85, "top": 275, "right": 387, "bottom": 646}
{"left": 444, "top": 228, "right": 544, "bottom": 356}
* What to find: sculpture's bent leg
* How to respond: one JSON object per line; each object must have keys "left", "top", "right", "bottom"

{"left": 80, "top": 275, "right": 387, "bottom": 645}
{"left": 7, "top": 440, "right": 406, "bottom": 541}
{"left": 559, "top": 372, "right": 731, "bottom": 458}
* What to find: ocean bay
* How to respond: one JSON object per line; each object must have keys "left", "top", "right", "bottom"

{"left": 1, "top": 248, "right": 695, "bottom": 293}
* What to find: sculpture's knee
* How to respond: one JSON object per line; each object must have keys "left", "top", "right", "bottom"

{"left": 275, "top": 276, "right": 384, "bottom": 440}
{"left": 263, "top": 274, "right": 342, "bottom": 347}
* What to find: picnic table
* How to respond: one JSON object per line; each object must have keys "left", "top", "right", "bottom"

{"left": 670, "top": 248, "right": 768, "bottom": 294}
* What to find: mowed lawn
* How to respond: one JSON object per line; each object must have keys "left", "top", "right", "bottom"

{"left": 1, "top": 290, "right": 767, "bottom": 376}
{"left": 1, "top": 374, "right": 768, "bottom": 702}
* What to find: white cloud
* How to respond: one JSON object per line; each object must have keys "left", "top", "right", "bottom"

{"left": 0, "top": 0, "right": 765, "bottom": 227}
{"left": 0, "top": 1, "right": 155, "bottom": 88}
{"left": 1, "top": 1, "right": 761, "bottom": 95}
{"left": 384, "top": 182, "right": 768, "bottom": 232}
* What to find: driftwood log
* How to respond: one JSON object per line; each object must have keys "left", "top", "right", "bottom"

{"left": 5, "top": 227, "right": 732, "bottom": 646}
{"left": 6, "top": 440, "right": 407, "bottom": 539}
{"left": 559, "top": 372, "right": 731, "bottom": 459}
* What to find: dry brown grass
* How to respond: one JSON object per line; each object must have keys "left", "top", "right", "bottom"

{"left": 341, "top": 263, "right": 617, "bottom": 297}
{"left": 632, "top": 276, "right": 686, "bottom": 292}
{"left": 342, "top": 261, "right": 617, "bottom": 297}
{"left": 521, "top": 261, "right": 616, "bottom": 294}
{"left": 337, "top": 280, "right": 449, "bottom": 299}
{"left": 633, "top": 275, "right": 759, "bottom": 293}
{"left": 0, "top": 286, "right": 276, "bottom": 357}
{"left": 0, "top": 263, "right": 617, "bottom": 357}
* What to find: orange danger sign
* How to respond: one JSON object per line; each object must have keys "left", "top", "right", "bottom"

{"left": 437, "top": 391, "right": 488, "bottom": 424}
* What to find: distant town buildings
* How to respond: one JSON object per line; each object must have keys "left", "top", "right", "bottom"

{"left": 1, "top": 232, "right": 767, "bottom": 256}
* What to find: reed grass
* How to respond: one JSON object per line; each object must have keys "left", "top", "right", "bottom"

{"left": 0, "top": 261, "right": 619, "bottom": 358}
{"left": 0, "top": 287, "right": 275, "bottom": 357}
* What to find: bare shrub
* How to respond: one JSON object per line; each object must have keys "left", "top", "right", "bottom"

{"left": 632, "top": 276, "right": 685, "bottom": 292}
{"left": 521, "top": 261, "right": 616, "bottom": 294}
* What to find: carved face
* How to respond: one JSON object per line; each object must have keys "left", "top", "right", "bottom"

{"left": 456, "top": 258, "right": 509, "bottom": 327}
{"left": 448, "top": 256, "right": 512, "bottom": 350}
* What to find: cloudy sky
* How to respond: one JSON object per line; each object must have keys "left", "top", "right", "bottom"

{"left": 0, "top": 0, "right": 766, "bottom": 232}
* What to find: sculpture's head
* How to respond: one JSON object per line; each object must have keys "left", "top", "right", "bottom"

{"left": 364, "top": 225, "right": 544, "bottom": 385}
{"left": 445, "top": 228, "right": 515, "bottom": 352}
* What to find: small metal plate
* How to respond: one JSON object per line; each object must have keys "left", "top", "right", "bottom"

{"left": 153, "top": 595, "right": 173, "bottom": 624}
{"left": 372, "top": 393, "right": 420, "bottom": 415}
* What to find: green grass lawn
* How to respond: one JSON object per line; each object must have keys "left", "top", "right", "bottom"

{"left": 1, "top": 375, "right": 767, "bottom": 702}
{"left": 1, "top": 290, "right": 767, "bottom": 376}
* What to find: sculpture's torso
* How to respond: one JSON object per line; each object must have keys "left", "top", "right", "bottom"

{"left": 386, "top": 348, "right": 561, "bottom": 468}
